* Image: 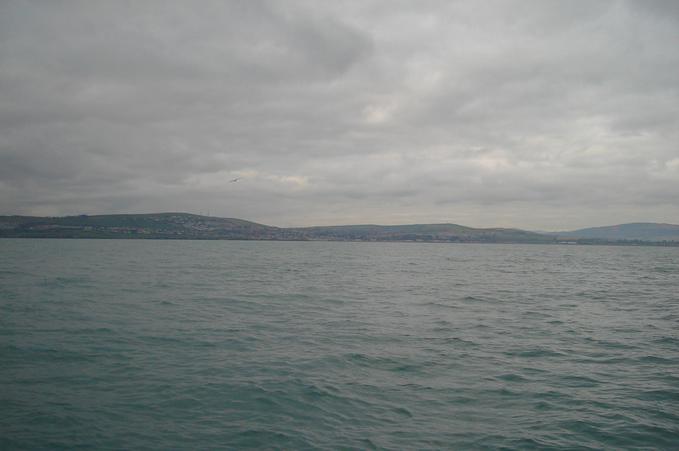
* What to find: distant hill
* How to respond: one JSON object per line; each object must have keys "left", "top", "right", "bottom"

{"left": 2, "top": 214, "right": 677, "bottom": 245}
{"left": 0, "top": 213, "right": 286, "bottom": 240}
{"left": 0, "top": 213, "right": 554, "bottom": 243}
{"left": 553, "top": 223, "right": 679, "bottom": 242}
{"left": 292, "top": 223, "right": 553, "bottom": 243}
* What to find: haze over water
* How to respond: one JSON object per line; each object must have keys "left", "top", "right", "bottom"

{"left": 1, "top": 239, "right": 678, "bottom": 449}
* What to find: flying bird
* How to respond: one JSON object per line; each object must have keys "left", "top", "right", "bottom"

{"left": 229, "top": 177, "right": 241, "bottom": 183}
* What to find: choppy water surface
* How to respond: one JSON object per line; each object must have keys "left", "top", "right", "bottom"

{"left": 1, "top": 239, "right": 678, "bottom": 449}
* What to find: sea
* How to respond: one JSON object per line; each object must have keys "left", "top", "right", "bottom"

{"left": 1, "top": 239, "right": 678, "bottom": 450}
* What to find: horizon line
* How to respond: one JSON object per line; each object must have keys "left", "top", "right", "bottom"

{"left": 2, "top": 211, "right": 678, "bottom": 233}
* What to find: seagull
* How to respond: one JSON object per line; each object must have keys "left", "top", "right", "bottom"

{"left": 229, "top": 177, "right": 241, "bottom": 183}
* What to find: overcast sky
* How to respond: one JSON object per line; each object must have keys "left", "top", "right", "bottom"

{"left": 1, "top": 1, "right": 678, "bottom": 229}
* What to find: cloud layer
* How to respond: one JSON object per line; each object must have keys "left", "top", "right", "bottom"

{"left": 1, "top": 0, "right": 678, "bottom": 229}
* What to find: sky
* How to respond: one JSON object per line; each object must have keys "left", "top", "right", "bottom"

{"left": 1, "top": 0, "right": 678, "bottom": 230}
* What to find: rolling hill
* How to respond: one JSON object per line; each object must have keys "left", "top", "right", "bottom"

{"left": 0, "top": 213, "right": 284, "bottom": 240}
{"left": 291, "top": 223, "right": 553, "bottom": 243}
{"left": 554, "top": 223, "right": 679, "bottom": 242}
{"left": 0, "top": 213, "right": 553, "bottom": 243}
{"left": 2, "top": 214, "right": 678, "bottom": 244}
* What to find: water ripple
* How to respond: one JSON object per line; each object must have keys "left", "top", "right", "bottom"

{"left": 1, "top": 239, "right": 678, "bottom": 450}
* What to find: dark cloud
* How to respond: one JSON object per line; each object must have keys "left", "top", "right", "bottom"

{"left": 0, "top": 0, "right": 677, "bottom": 228}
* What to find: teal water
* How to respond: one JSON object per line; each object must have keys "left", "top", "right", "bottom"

{"left": 1, "top": 239, "right": 678, "bottom": 450}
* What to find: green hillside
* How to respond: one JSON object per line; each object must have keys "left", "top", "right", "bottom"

{"left": 554, "top": 223, "right": 679, "bottom": 242}
{"left": 0, "top": 213, "right": 555, "bottom": 243}
{"left": 0, "top": 213, "right": 282, "bottom": 239}
{"left": 3, "top": 213, "right": 676, "bottom": 245}
{"left": 292, "top": 223, "right": 554, "bottom": 243}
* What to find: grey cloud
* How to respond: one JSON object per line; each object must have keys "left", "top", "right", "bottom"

{"left": 0, "top": 0, "right": 677, "bottom": 229}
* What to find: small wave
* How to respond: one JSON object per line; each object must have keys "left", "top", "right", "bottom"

{"left": 496, "top": 373, "right": 528, "bottom": 382}
{"left": 38, "top": 276, "right": 90, "bottom": 288}
{"left": 522, "top": 310, "right": 551, "bottom": 319}
{"left": 533, "top": 400, "right": 555, "bottom": 411}
{"left": 635, "top": 390, "right": 679, "bottom": 402}
{"left": 392, "top": 406, "right": 413, "bottom": 418}
{"left": 438, "top": 336, "right": 477, "bottom": 347}
{"left": 462, "top": 295, "right": 490, "bottom": 303}
{"left": 652, "top": 266, "right": 677, "bottom": 273}
{"left": 505, "top": 349, "right": 565, "bottom": 358}
{"left": 637, "top": 355, "right": 674, "bottom": 365}
{"left": 422, "top": 301, "right": 459, "bottom": 309}
{"left": 359, "top": 438, "right": 379, "bottom": 450}
{"left": 557, "top": 374, "right": 601, "bottom": 387}
{"left": 392, "top": 363, "right": 423, "bottom": 373}
{"left": 653, "top": 336, "right": 679, "bottom": 346}
{"left": 64, "top": 327, "right": 115, "bottom": 335}
{"left": 230, "top": 429, "right": 307, "bottom": 449}
{"left": 583, "top": 337, "right": 637, "bottom": 350}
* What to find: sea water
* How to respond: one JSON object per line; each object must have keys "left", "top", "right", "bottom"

{"left": 1, "top": 239, "right": 678, "bottom": 449}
